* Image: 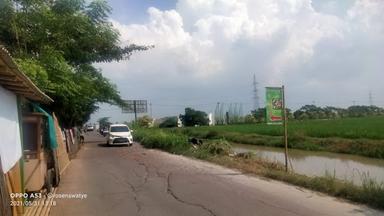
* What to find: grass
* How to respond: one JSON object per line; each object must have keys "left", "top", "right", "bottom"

{"left": 133, "top": 128, "right": 384, "bottom": 210}
{"left": 170, "top": 116, "right": 384, "bottom": 159}
{"left": 133, "top": 129, "right": 190, "bottom": 154}
{"left": 184, "top": 116, "right": 384, "bottom": 139}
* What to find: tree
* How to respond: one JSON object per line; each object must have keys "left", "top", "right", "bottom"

{"left": 347, "top": 105, "right": 384, "bottom": 117}
{"left": 251, "top": 108, "right": 266, "bottom": 123}
{"left": 159, "top": 117, "right": 178, "bottom": 128}
{"left": 294, "top": 105, "right": 326, "bottom": 120}
{"left": 98, "top": 117, "right": 111, "bottom": 129}
{"left": 0, "top": 0, "right": 151, "bottom": 127}
{"left": 292, "top": 105, "right": 384, "bottom": 120}
{"left": 180, "top": 108, "right": 209, "bottom": 127}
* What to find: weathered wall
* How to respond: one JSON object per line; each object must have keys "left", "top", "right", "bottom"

{"left": 0, "top": 85, "right": 22, "bottom": 173}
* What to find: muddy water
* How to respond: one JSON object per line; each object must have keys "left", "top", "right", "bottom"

{"left": 233, "top": 143, "right": 384, "bottom": 185}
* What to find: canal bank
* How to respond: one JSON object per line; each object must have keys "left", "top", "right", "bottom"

{"left": 233, "top": 143, "right": 384, "bottom": 186}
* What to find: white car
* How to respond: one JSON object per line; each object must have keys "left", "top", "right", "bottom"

{"left": 107, "top": 124, "right": 133, "bottom": 146}
{"left": 86, "top": 125, "right": 94, "bottom": 131}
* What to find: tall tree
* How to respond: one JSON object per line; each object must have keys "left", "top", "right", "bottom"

{"left": 98, "top": 117, "right": 111, "bottom": 129}
{"left": 180, "top": 108, "right": 209, "bottom": 127}
{"left": 0, "top": 0, "right": 151, "bottom": 127}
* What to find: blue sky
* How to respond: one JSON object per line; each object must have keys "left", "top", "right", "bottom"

{"left": 108, "top": 0, "right": 177, "bottom": 24}
{"left": 107, "top": 0, "right": 355, "bottom": 24}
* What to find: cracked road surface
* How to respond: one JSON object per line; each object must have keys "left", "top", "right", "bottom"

{"left": 50, "top": 132, "right": 382, "bottom": 216}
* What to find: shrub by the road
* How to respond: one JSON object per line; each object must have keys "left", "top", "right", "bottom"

{"left": 134, "top": 129, "right": 189, "bottom": 153}
{"left": 190, "top": 139, "right": 233, "bottom": 159}
{"left": 134, "top": 129, "right": 233, "bottom": 157}
{"left": 200, "top": 139, "right": 232, "bottom": 155}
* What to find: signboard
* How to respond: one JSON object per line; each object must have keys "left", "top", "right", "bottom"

{"left": 265, "top": 87, "right": 283, "bottom": 124}
{"left": 122, "top": 100, "right": 147, "bottom": 113}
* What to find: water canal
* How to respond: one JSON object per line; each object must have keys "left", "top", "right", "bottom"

{"left": 233, "top": 143, "right": 384, "bottom": 185}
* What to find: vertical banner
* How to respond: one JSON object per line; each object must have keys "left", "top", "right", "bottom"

{"left": 265, "top": 87, "right": 283, "bottom": 124}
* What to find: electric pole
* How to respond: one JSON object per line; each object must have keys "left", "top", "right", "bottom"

{"left": 150, "top": 102, "right": 152, "bottom": 117}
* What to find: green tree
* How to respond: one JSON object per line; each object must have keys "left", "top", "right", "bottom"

{"left": 180, "top": 108, "right": 209, "bottom": 127}
{"left": 98, "top": 117, "right": 111, "bottom": 129}
{"left": 159, "top": 117, "right": 178, "bottom": 128}
{"left": 251, "top": 108, "right": 266, "bottom": 123}
{"left": 0, "top": 0, "right": 151, "bottom": 127}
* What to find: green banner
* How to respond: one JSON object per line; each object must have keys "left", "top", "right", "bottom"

{"left": 266, "top": 87, "right": 283, "bottom": 124}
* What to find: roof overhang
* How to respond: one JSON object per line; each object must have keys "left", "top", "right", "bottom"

{"left": 0, "top": 45, "right": 53, "bottom": 104}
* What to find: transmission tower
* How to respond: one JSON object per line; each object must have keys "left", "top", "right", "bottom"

{"left": 253, "top": 74, "right": 260, "bottom": 110}
{"left": 369, "top": 91, "right": 373, "bottom": 106}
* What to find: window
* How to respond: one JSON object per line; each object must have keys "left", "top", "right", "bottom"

{"left": 110, "top": 126, "right": 129, "bottom": 132}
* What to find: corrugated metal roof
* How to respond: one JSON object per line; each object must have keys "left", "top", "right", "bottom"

{"left": 0, "top": 45, "right": 53, "bottom": 104}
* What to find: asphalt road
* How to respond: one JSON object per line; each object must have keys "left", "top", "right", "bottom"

{"left": 50, "top": 132, "right": 382, "bottom": 216}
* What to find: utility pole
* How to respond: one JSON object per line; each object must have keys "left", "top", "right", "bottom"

{"left": 282, "top": 85, "right": 288, "bottom": 172}
{"left": 253, "top": 74, "right": 260, "bottom": 110}
{"left": 133, "top": 100, "right": 137, "bottom": 122}
{"left": 149, "top": 102, "right": 152, "bottom": 118}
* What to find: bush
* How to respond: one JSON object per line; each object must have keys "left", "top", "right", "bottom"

{"left": 244, "top": 114, "right": 256, "bottom": 123}
{"left": 200, "top": 139, "right": 232, "bottom": 156}
{"left": 137, "top": 115, "right": 153, "bottom": 128}
{"left": 133, "top": 129, "right": 189, "bottom": 153}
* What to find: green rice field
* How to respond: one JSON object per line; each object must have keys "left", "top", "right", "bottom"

{"left": 188, "top": 116, "right": 384, "bottom": 140}
{"left": 173, "top": 116, "right": 384, "bottom": 158}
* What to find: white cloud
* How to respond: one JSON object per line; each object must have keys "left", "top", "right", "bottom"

{"left": 92, "top": 0, "right": 384, "bottom": 122}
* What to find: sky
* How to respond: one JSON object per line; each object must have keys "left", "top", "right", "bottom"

{"left": 90, "top": 0, "right": 384, "bottom": 123}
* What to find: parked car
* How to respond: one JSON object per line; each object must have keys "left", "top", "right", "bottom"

{"left": 106, "top": 124, "right": 133, "bottom": 146}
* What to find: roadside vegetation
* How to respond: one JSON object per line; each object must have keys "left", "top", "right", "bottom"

{"left": 133, "top": 128, "right": 384, "bottom": 209}
{"left": 170, "top": 116, "right": 384, "bottom": 159}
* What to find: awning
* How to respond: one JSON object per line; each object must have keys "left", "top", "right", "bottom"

{"left": 0, "top": 45, "right": 53, "bottom": 104}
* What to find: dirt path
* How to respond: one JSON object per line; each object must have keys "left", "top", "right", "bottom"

{"left": 49, "top": 132, "right": 382, "bottom": 216}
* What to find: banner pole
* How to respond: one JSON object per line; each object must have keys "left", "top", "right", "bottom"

{"left": 282, "top": 85, "right": 288, "bottom": 172}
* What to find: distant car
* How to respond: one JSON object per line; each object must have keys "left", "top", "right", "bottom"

{"left": 101, "top": 128, "right": 109, "bottom": 136}
{"left": 107, "top": 124, "right": 133, "bottom": 146}
{"left": 86, "top": 125, "right": 94, "bottom": 131}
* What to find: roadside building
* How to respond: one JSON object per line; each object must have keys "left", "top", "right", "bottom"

{"left": 0, "top": 45, "right": 53, "bottom": 215}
